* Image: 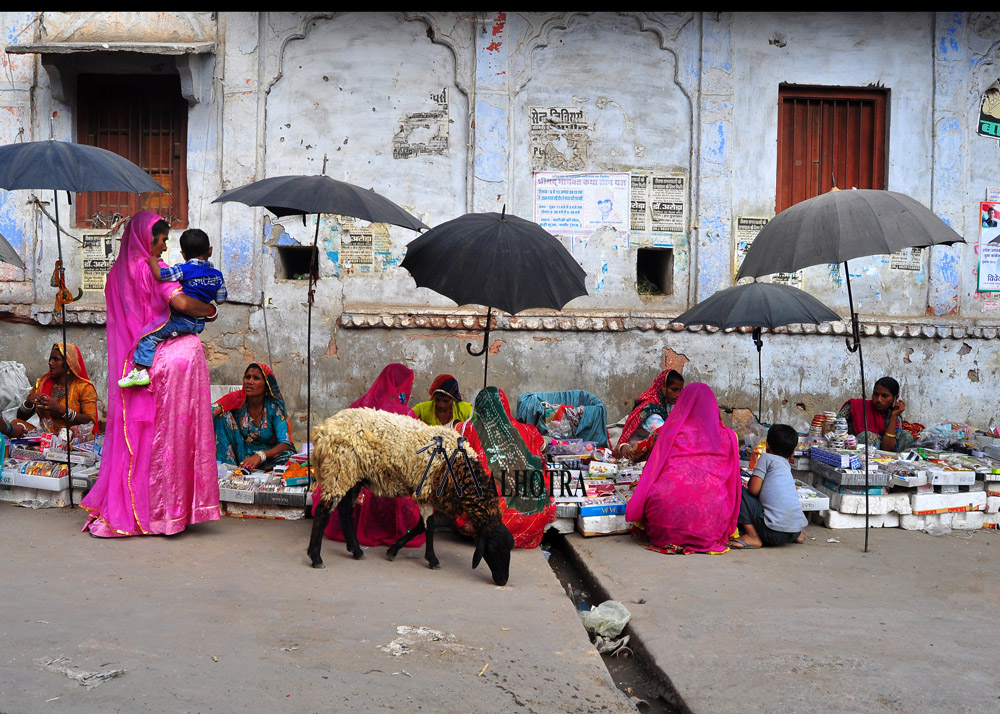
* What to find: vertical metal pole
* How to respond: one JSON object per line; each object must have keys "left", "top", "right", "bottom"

{"left": 844, "top": 264, "right": 869, "bottom": 552}
{"left": 54, "top": 188, "right": 73, "bottom": 505}
{"left": 306, "top": 217, "right": 320, "bottom": 496}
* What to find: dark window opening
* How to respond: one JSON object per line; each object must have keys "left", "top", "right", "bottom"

{"left": 776, "top": 85, "right": 888, "bottom": 213}
{"left": 637, "top": 248, "right": 673, "bottom": 296}
{"left": 275, "top": 245, "right": 318, "bottom": 281}
{"left": 76, "top": 74, "right": 188, "bottom": 228}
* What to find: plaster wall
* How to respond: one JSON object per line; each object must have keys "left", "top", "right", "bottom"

{"left": 1, "top": 10, "right": 998, "bottom": 433}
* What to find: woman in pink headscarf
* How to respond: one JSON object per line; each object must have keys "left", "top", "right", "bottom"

{"left": 625, "top": 383, "right": 741, "bottom": 554}
{"left": 81, "top": 212, "right": 221, "bottom": 537}
{"left": 310, "top": 363, "right": 426, "bottom": 548}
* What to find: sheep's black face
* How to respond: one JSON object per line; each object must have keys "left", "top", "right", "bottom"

{"left": 473, "top": 522, "right": 515, "bottom": 586}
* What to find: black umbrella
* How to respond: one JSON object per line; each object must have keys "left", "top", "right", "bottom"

{"left": 212, "top": 170, "right": 428, "bottom": 496}
{"left": 400, "top": 207, "right": 588, "bottom": 389}
{"left": 671, "top": 281, "right": 841, "bottom": 423}
{"left": 735, "top": 188, "right": 966, "bottom": 550}
{"left": 0, "top": 134, "right": 166, "bottom": 504}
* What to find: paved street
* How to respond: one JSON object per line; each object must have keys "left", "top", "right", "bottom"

{"left": 0, "top": 505, "right": 633, "bottom": 714}
{"left": 3, "top": 504, "right": 1000, "bottom": 714}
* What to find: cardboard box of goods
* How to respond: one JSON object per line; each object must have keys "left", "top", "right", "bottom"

{"left": 1, "top": 469, "right": 70, "bottom": 491}
{"left": 794, "top": 480, "right": 830, "bottom": 511}
{"left": 587, "top": 462, "right": 619, "bottom": 477}
{"left": 43, "top": 448, "right": 96, "bottom": 466}
{"left": 218, "top": 487, "right": 255, "bottom": 504}
{"left": 576, "top": 512, "right": 630, "bottom": 537}
{"left": 578, "top": 495, "right": 626, "bottom": 517}
{"left": 583, "top": 480, "right": 616, "bottom": 497}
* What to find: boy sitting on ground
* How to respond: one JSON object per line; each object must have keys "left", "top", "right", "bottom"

{"left": 729, "top": 423, "right": 807, "bottom": 549}
{"left": 119, "top": 227, "right": 227, "bottom": 388}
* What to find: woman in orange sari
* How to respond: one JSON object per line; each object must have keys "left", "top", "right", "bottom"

{"left": 17, "top": 343, "right": 100, "bottom": 435}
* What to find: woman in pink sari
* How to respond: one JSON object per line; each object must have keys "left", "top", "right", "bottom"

{"left": 625, "top": 383, "right": 741, "bottom": 554}
{"left": 82, "top": 212, "right": 221, "bottom": 537}
{"left": 310, "top": 363, "right": 425, "bottom": 548}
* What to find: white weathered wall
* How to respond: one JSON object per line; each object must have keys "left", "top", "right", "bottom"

{"left": 1, "top": 10, "right": 998, "bottom": 435}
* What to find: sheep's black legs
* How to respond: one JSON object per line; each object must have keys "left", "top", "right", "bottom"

{"left": 338, "top": 484, "right": 365, "bottom": 560}
{"left": 424, "top": 512, "right": 441, "bottom": 569}
{"left": 308, "top": 500, "right": 332, "bottom": 568}
{"left": 385, "top": 516, "right": 425, "bottom": 561}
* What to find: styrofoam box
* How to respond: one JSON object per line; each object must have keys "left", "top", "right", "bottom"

{"left": 218, "top": 487, "right": 254, "bottom": 504}
{"left": 820, "top": 510, "right": 900, "bottom": 529}
{"left": 984, "top": 512, "right": 1000, "bottom": 527}
{"left": 924, "top": 468, "right": 976, "bottom": 486}
{"left": 222, "top": 502, "right": 305, "bottom": 520}
{"left": 554, "top": 502, "right": 579, "bottom": 518}
{"left": 0, "top": 485, "right": 72, "bottom": 508}
{"left": 810, "top": 459, "right": 889, "bottom": 487}
{"left": 548, "top": 517, "right": 575, "bottom": 534}
{"left": 795, "top": 480, "right": 830, "bottom": 512}
{"left": 576, "top": 512, "right": 630, "bottom": 536}
{"left": 1, "top": 469, "right": 69, "bottom": 491}
{"left": 814, "top": 482, "right": 911, "bottom": 515}
{"left": 899, "top": 511, "right": 985, "bottom": 531}
{"left": 987, "top": 496, "right": 1000, "bottom": 514}
{"left": 910, "top": 490, "right": 987, "bottom": 515}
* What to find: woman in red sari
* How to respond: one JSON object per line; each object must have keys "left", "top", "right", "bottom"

{"left": 311, "top": 363, "right": 425, "bottom": 548}
{"left": 625, "top": 382, "right": 741, "bottom": 554}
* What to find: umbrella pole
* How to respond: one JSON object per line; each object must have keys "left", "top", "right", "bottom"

{"left": 306, "top": 216, "right": 320, "bottom": 504}
{"left": 53, "top": 189, "right": 73, "bottom": 506}
{"left": 466, "top": 306, "right": 493, "bottom": 390}
{"left": 753, "top": 327, "right": 764, "bottom": 425}
{"left": 262, "top": 290, "right": 273, "bottom": 369}
{"left": 844, "top": 264, "right": 869, "bottom": 552}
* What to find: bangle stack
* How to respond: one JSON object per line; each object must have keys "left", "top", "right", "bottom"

{"left": 22, "top": 400, "right": 35, "bottom": 413}
{"left": 1, "top": 420, "right": 13, "bottom": 436}
{"left": 255, "top": 450, "right": 267, "bottom": 464}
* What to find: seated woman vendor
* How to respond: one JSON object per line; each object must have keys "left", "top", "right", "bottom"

{"left": 213, "top": 363, "right": 295, "bottom": 471}
{"left": 15, "top": 343, "right": 101, "bottom": 438}
{"left": 615, "top": 369, "right": 684, "bottom": 462}
{"left": 837, "top": 376, "right": 914, "bottom": 452}
{"left": 412, "top": 374, "right": 473, "bottom": 427}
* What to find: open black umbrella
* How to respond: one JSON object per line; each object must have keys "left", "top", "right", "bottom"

{"left": 0, "top": 134, "right": 166, "bottom": 503}
{"left": 671, "top": 281, "right": 841, "bottom": 423}
{"left": 213, "top": 171, "right": 428, "bottom": 495}
{"left": 735, "top": 188, "right": 966, "bottom": 550}
{"left": 400, "top": 207, "right": 588, "bottom": 389}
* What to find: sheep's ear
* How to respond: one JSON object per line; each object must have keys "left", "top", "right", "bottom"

{"left": 472, "top": 529, "right": 486, "bottom": 569}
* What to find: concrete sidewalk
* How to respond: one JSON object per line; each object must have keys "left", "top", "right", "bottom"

{"left": 564, "top": 523, "right": 1000, "bottom": 714}
{"left": 0, "top": 504, "right": 635, "bottom": 714}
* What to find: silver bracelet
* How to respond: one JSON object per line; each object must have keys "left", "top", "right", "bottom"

{"left": 255, "top": 450, "right": 267, "bottom": 463}
{"left": 22, "top": 400, "right": 35, "bottom": 412}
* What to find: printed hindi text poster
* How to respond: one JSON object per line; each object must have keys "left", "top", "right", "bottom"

{"left": 979, "top": 201, "right": 1000, "bottom": 292}
{"left": 534, "top": 171, "right": 630, "bottom": 240}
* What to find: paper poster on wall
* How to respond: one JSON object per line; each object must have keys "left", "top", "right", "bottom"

{"left": 81, "top": 232, "right": 117, "bottom": 291}
{"left": 986, "top": 187, "right": 1000, "bottom": 203}
{"left": 979, "top": 201, "right": 1000, "bottom": 292}
{"left": 629, "top": 171, "right": 685, "bottom": 246}
{"left": 733, "top": 216, "right": 769, "bottom": 277}
{"left": 529, "top": 107, "right": 591, "bottom": 171}
{"left": 889, "top": 247, "right": 925, "bottom": 271}
{"left": 533, "top": 171, "right": 630, "bottom": 240}
{"left": 977, "top": 79, "right": 1000, "bottom": 139}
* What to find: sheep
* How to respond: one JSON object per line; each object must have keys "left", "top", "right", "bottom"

{"left": 306, "top": 407, "right": 515, "bottom": 585}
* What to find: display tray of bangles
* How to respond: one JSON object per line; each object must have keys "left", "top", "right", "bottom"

{"left": 2, "top": 459, "right": 71, "bottom": 491}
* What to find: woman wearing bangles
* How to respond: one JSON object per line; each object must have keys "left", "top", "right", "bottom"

{"left": 837, "top": 376, "right": 914, "bottom": 453}
{"left": 213, "top": 363, "right": 295, "bottom": 471}
{"left": 16, "top": 343, "right": 100, "bottom": 437}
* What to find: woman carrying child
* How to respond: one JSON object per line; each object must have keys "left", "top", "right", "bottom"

{"left": 615, "top": 369, "right": 684, "bottom": 462}
{"left": 730, "top": 424, "right": 807, "bottom": 549}
{"left": 213, "top": 362, "right": 295, "bottom": 471}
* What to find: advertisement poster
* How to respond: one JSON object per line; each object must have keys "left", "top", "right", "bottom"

{"left": 977, "top": 79, "right": 1000, "bottom": 139}
{"left": 81, "top": 232, "right": 117, "bottom": 291}
{"left": 733, "top": 216, "right": 769, "bottom": 277}
{"left": 889, "top": 247, "right": 925, "bottom": 271}
{"left": 533, "top": 171, "right": 630, "bottom": 240}
{"left": 979, "top": 201, "right": 1000, "bottom": 292}
{"left": 649, "top": 175, "right": 685, "bottom": 233}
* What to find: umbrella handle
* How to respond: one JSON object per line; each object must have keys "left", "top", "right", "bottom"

{"left": 466, "top": 307, "right": 492, "bottom": 357}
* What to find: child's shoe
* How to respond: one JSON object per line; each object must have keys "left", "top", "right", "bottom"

{"left": 118, "top": 367, "right": 150, "bottom": 388}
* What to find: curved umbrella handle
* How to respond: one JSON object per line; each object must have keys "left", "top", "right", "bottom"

{"left": 466, "top": 306, "right": 492, "bottom": 356}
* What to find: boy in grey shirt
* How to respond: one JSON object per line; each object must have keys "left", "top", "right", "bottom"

{"left": 730, "top": 424, "right": 807, "bottom": 549}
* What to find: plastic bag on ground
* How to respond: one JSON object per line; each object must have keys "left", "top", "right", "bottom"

{"left": 580, "top": 600, "right": 632, "bottom": 637}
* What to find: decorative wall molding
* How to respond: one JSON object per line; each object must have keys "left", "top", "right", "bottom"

{"left": 338, "top": 310, "right": 1000, "bottom": 339}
